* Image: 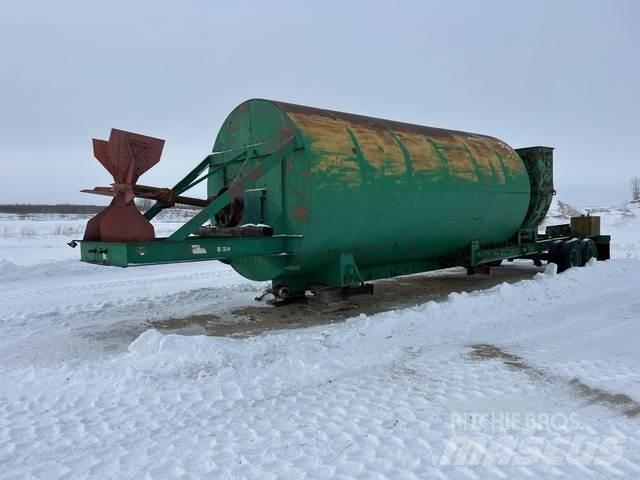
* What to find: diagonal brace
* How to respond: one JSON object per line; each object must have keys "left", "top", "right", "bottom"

{"left": 143, "top": 154, "right": 212, "bottom": 221}
{"left": 143, "top": 146, "right": 256, "bottom": 221}
{"left": 167, "top": 137, "right": 298, "bottom": 241}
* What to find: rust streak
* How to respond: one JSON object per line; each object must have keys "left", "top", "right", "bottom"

{"left": 291, "top": 205, "right": 310, "bottom": 221}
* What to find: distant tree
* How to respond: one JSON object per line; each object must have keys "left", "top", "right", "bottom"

{"left": 631, "top": 177, "right": 640, "bottom": 202}
{"left": 0, "top": 204, "right": 103, "bottom": 214}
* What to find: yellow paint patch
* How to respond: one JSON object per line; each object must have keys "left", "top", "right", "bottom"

{"left": 460, "top": 136, "right": 506, "bottom": 185}
{"left": 348, "top": 124, "right": 405, "bottom": 175}
{"left": 490, "top": 139, "right": 525, "bottom": 172}
{"left": 289, "top": 112, "right": 407, "bottom": 179}
{"left": 392, "top": 131, "right": 442, "bottom": 174}
{"left": 286, "top": 110, "right": 525, "bottom": 186}
{"left": 288, "top": 113, "right": 360, "bottom": 186}
{"left": 288, "top": 113, "right": 352, "bottom": 155}
{"left": 428, "top": 136, "right": 478, "bottom": 182}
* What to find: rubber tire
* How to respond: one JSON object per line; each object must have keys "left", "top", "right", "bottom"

{"left": 547, "top": 239, "right": 564, "bottom": 266}
{"left": 487, "top": 260, "right": 502, "bottom": 267}
{"left": 556, "top": 239, "right": 582, "bottom": 273}
{"left": 578, "top": 238, "right": 597, "bottom": 266}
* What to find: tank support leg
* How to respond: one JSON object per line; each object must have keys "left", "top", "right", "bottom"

{"left": 312, "top": 253, "right": 364, "bottom": 289}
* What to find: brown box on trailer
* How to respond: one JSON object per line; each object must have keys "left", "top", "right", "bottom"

{"left": 570, "top": 216, "right": 600, "bottom": 236}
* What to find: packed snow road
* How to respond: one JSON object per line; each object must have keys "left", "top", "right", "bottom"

{"left": 0, "top": 208, "right": 639, "bottom": 478}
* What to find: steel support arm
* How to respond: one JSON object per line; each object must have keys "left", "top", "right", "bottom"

{"left": 167, "top": 137, "right": 297, "bottom": 241}
{"left": 80, "top": 235, "right": 289, "bottom": 267}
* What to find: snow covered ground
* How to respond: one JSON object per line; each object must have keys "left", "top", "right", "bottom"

{"left": 1, "top": 204, "right": 639, "bottom": 479}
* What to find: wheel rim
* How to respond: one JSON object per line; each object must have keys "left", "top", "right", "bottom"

{"left": 214, "top": 187, "right": 244, "bottom": 228}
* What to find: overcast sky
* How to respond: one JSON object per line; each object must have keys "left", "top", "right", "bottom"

{"left": 1, "top": 0, "right": 638, "bottom": 206}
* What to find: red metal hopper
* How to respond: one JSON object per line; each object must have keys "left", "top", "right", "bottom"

{"left": 83, "top": 129, "right": 165, "bottom": 242}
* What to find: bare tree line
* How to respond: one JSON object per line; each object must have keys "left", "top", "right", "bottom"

{"left": 0, "top": 201, "right": 200, "bottom": 215}
{"left": 631, "top": 177, "right": 640, "bottom": 202}
{"left": 0, "top": 204, "right": 104, "bottom": 214}
{"left": 3, "top": 180, "right": 640, "bottom": 215}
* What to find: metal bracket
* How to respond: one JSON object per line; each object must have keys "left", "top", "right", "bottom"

{"left": 167, "top": 137, "right": 298, "bottom": 241}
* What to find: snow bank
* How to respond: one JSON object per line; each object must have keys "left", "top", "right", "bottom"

{"left": 122, "top": 259, "right": 640, "bottom": 402}
{"left": 2, "top": 258, "right": 639, "bottom": 478}
{"left": 1, "top": 207, "right": 640, "bottom": 478}
{"left": 0, "top": 258, "right": 99, "bottom": 281}
{"left": 0, "top": 211, "right": 204, "bottom": 265}
{"left": 0, "top": 210, "right": 199, "bottom": 239}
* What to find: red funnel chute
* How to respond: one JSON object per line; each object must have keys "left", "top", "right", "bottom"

{"left": 83, "top": 129, "right": 165, "bottom": 242}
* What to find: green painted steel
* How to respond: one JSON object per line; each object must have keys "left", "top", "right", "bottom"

{"left": 78, "top": 101, "right": 617, "bottom": 291}
{"left": 208, "top": 100, "right": 532, "bottom": 289}
{"left": 80, "top": 236, "right": 295, "bottom": 267}
{"left": 168, "top": 137, "right": 297, "bottom": 241}
{"left": 515, "top": 146, "right": 554, "bottom": 233}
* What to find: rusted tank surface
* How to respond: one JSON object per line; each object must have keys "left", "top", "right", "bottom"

{"left": 209, "top": 99, "right": 531, "bottom": 287}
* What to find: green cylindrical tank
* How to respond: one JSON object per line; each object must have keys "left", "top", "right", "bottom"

{"left": 209, "top": 100, "right": 531, "bottom": 289}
